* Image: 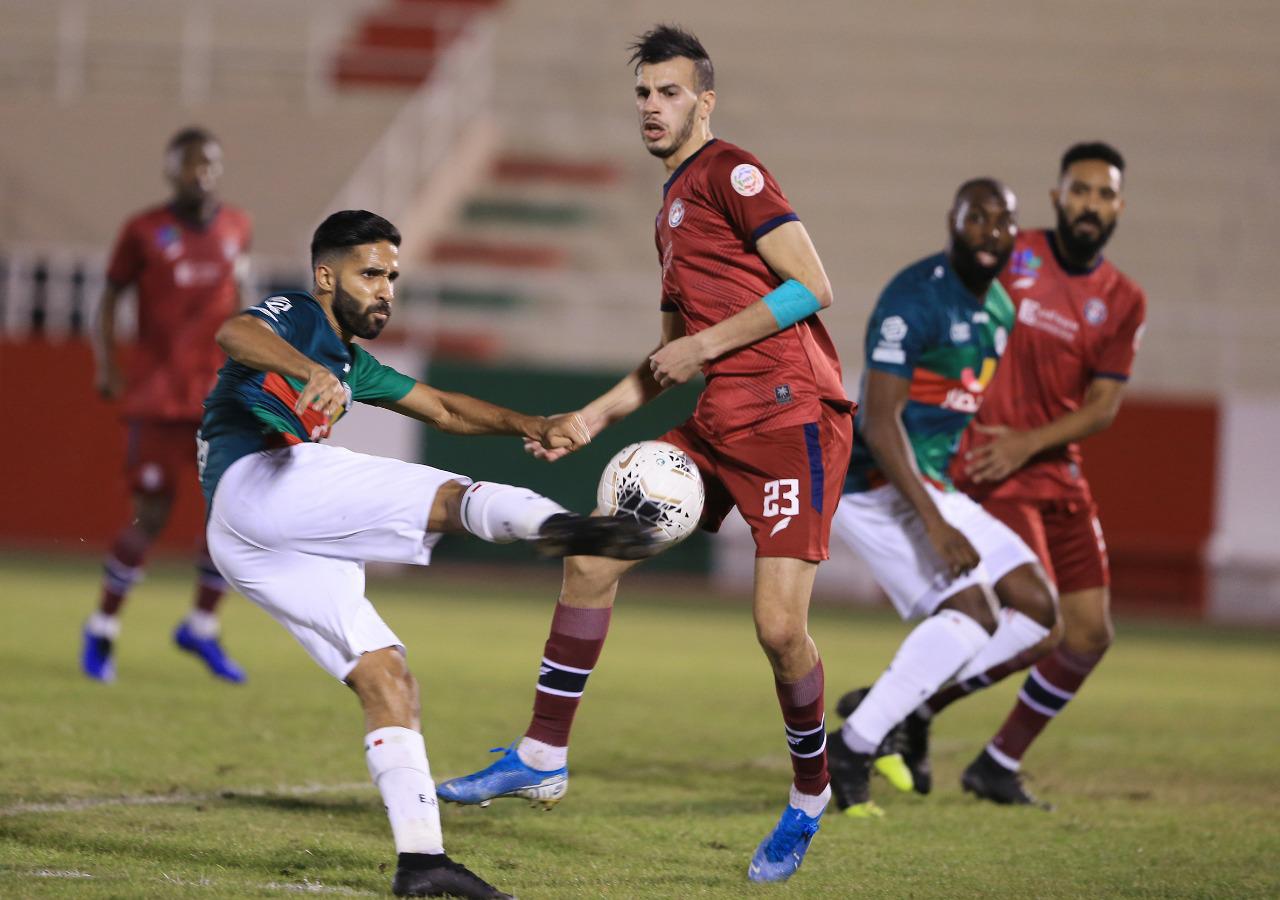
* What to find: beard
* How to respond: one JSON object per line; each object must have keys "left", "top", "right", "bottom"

{"left": 951, "top": 239, "right": 1013, "bottom": 288}
{"left": 644, "top": 105, "right": 698, "bottom": 160}
{"left": 1055, "top": 205, "right": 1117, "bottom": 264}
{"left": 332, "top": 282, "right": 389, "bottom": 340}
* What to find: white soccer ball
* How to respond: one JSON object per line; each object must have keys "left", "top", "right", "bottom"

{"left": 596, "top": 441, "right": 705, "bottom": 544}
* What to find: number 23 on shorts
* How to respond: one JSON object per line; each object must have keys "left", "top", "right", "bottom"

{"left": 763, "top": 479, "right": 799, "bottom": 537}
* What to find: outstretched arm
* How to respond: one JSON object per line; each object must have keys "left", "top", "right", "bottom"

{"left": 862, "top": 369, "right": 980, "bottom": 577}
{"left": 385, "top": 383, "right": 590, "bottom": 451}
{"left": 525, "top": 313, "right": 685, "bottom": 462}
{"left": 965, "top": 377, "right": 1128, "bottom": 483}
{"left": 215, "top": 314, "right": 348, "bottom": 420}
{"left": 648, "top": 220, "right": 832, "bottom": 387}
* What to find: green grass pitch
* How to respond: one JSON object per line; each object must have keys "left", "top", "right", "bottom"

{"left": 1, "top": 554, "right": 1277, "bottom": 898}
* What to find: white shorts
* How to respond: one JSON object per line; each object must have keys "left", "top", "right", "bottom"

{"left": 206, "top": 443, "right": 470, "bottom": 681}
{"left": 832, "top": 482, "right": 1039, "bottom": 620}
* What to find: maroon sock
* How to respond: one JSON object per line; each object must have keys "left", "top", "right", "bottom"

{"left": 925, "top": 644, "right": 1047, "bottom": 716}
{"left": 988, "top": 645, "right": 1106, "bottom": 767}
{"left": 776, "top": 659, "right": 828, "bottom": 796}
{"left": 193, "top": 546, "right": 227, "bottom": 614}
{"left": 525, "top": 604, "right": 612, "bottom": 747}
{"left": 98, "top": 524, "right": 151, "bottom": 616}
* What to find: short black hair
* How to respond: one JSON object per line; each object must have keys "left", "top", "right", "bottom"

{"left": 310, "top": 210, "right": 401, "bottom": 266}
{"left": 953, "top": 177, "right": 1008, "bottom": 204}
{"left": 628, "top": 25, "right": 714, "bottom": 93}
{"left": 167, "top": 126, "right": 217, "bottom": 154}
{"left": 1060, "top": 141, "right": 1125, "bottom": 176}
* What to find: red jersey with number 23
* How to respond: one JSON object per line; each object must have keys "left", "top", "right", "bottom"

{"left": 958, "top": 229, "right": 1147, "bottom": 501}
{"left": 106, "top": 204, "right": 252, "bottom": 422}
{"left": 655, "top": 139, "right": 849, "bottom": 443}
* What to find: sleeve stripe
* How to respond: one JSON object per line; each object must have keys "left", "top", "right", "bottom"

{"left": 751, "top": 212, "right": 799, "bottom": 242}
{"left": 1093, "top": 371, "right": 1130, "bottom": 382}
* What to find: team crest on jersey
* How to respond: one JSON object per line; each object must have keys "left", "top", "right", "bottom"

{"left": 730, "top": 163, "right": 765, "bottom": 197}
{"left": 1084, "top": 298, "right": 1108, "bottom": 325}
{"left": 950, "top": 322, "right": 971, "bottom": 343}
{"left": 155, "top": 224, "right": 183, "bottom": 260}
{"left": 668, "top": 198, "right": 685, "bottom": 228}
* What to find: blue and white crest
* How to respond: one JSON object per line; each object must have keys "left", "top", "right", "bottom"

{"left": 668, "top": 198, "right": 685, "bottom": 228}
{"left": 1084, "top": 298, "right": 1108, "bottom": 325}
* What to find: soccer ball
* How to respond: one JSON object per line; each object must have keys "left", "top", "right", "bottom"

{"left": 597, "top": 441, "right": 705, "bottom": 544}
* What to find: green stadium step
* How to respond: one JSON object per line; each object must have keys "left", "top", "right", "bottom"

{"left": 492, "top": 156, "right": 622, "bottom": 186}
{"left": 431, "top": 240, "right": 568, "bottom": 269}
{"left": 434, "top": 285, "right": 528, "bottom": 309}
{"left": 462, "top": 198, "right": 591, "bottom": 227}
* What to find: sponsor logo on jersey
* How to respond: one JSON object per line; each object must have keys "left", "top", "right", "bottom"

{"left": 1084, "top": 297, "right": 1108, "bottom": 325}
{"left": 881, "top": 316, "right": 908, "bottom": 342}
{"left": 950, "top": 321, "right": 971, "bottom": 343}
{"left": 730, "top": 163, "right": 765, "bottom": 197}
{"left": 668, "top": 198, "right": 685, "bottom": 227}
{"left": 1009, "top": 248, "right": 1042, "bottom": 280}
{"left": 255, "top": 295, "right": 294, "bottom": 322}
{"left": 873, "top": 315, "right": 909, "bottom": 364}
{"left": 942, "top": 387, "right": 981, "bottom": 413}
{"left": 174, "top": 260, "right": 225, "bottom": 287}
{"left": 1017, "top": 298, "right": 1079, "bottom": 342}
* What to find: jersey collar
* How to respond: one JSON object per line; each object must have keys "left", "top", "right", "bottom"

{"left": 663, "top": 138, "right": 718, "bottom": 199}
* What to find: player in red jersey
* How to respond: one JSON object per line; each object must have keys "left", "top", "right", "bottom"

{"left": 438, "top": 26, "right": 853, "bottom": 883}
{"left": 888, "top": 142, "right": 1147, "bottom": 807}
{"left": 82, "top": 127, "right": 253, "bottom": 684}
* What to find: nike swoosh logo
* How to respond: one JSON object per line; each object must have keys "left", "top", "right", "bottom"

{"left": 618, "top": 448, "right": 640, "bottom": 469}
{"left": 770, "top": 516, "right": 793, "bottom": 537}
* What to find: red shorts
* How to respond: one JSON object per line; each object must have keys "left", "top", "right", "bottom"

{"left": 982, "top": 495, "right": 1110, "bottom": 593}
{"left": 125, "top": 419, "right": 200, "bottom": 495}
{"left": 660, "top": 402, "right": 853, "bottom": 561}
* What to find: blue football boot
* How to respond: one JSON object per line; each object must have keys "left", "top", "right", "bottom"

{"left": 174, "top": 621, "right": 247, "bottom": 684}
{"left": 81, "top": 624, "right": 116, "bottom": 683}
{"left": 437, "top": 744, "right": 568, "bottom": 810}
{"left": 747, "top": 801, "right": 825, "bottom": 883}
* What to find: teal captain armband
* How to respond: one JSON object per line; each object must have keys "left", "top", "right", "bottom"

{"left": 763, "top": 279, "right": 822, "bottom": 329}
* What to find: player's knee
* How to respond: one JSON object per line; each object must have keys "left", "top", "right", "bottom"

{"left": 1066, "top": 619, "right": 1113, "bottom": 655}
{"left": 134, "top": 492, "right": 174, "bottom": 536}
{"left": 350, "top": 648, "right": 413, "bottom": 705}
{"left": 940, "top": 589, "right": 998, "bottom": 634}
{"left": 561, "top": 555, "right": 625, "bottom": 604}
{"left": 754, "top": 618, "right": 807, "bottom": 663}
{"left": 1017, "top": 584, "right": 1058, "bottom": 630}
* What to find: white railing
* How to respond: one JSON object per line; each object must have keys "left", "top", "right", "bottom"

{"left": 0, "top": 0, "right": 482, "bottom": 110}
{"left": 325, "top": 14, "right": 497, "bottom": 232}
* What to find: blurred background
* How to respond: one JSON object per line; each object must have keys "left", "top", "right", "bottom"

{"left": 2, "top": 0, "right": 1277, "bottom": 625}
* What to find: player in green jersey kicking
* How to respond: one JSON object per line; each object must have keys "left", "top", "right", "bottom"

{"left": 200, "top": 210, "right": 656, "bottom": 898}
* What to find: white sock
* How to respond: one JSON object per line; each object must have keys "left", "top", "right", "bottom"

{"left": 953, "top": 608, "right": 1051, "bottom": 682}
{"left": 844, "top": 610, "right": 989, "bottom": 753}
{"left": 364, "top": 727, "right": 443, "bottom": 854}
{"left": 516, "top": 736, "right": 568, "bottom": 771}
{"left": 459, "top": 482, "right": 567, "bottom": 543}
{"left": 185, "top": 609, "right": 220, "bottom": 640}
{"left": 790, "top": 783, "right": 831, "bottom": 818}
{"left": 86, "top": 611, "right": 121, "bottom": 640}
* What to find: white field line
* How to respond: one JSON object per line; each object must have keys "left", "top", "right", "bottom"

{"left": 1, "top": 781, "right": 373, "bottom": 817}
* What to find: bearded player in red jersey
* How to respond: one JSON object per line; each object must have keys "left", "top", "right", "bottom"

{"left": 439, "top": 26, "right": 854, "bottom": 883}
{"left": 876, "top": 142, "right": 1147, "bottom": 808}
{"left": 82, "top": 127, "right": 253, "bottom": 684}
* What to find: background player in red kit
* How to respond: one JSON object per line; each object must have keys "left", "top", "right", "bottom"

{"left": 438, "top": 26, "right": 853, "bottom": 883}
{"left": 895, "top": 142, "right": 1147, "bottom": 807}
{"left": 82, "top": 126, "right": 253, "bottom": 684}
